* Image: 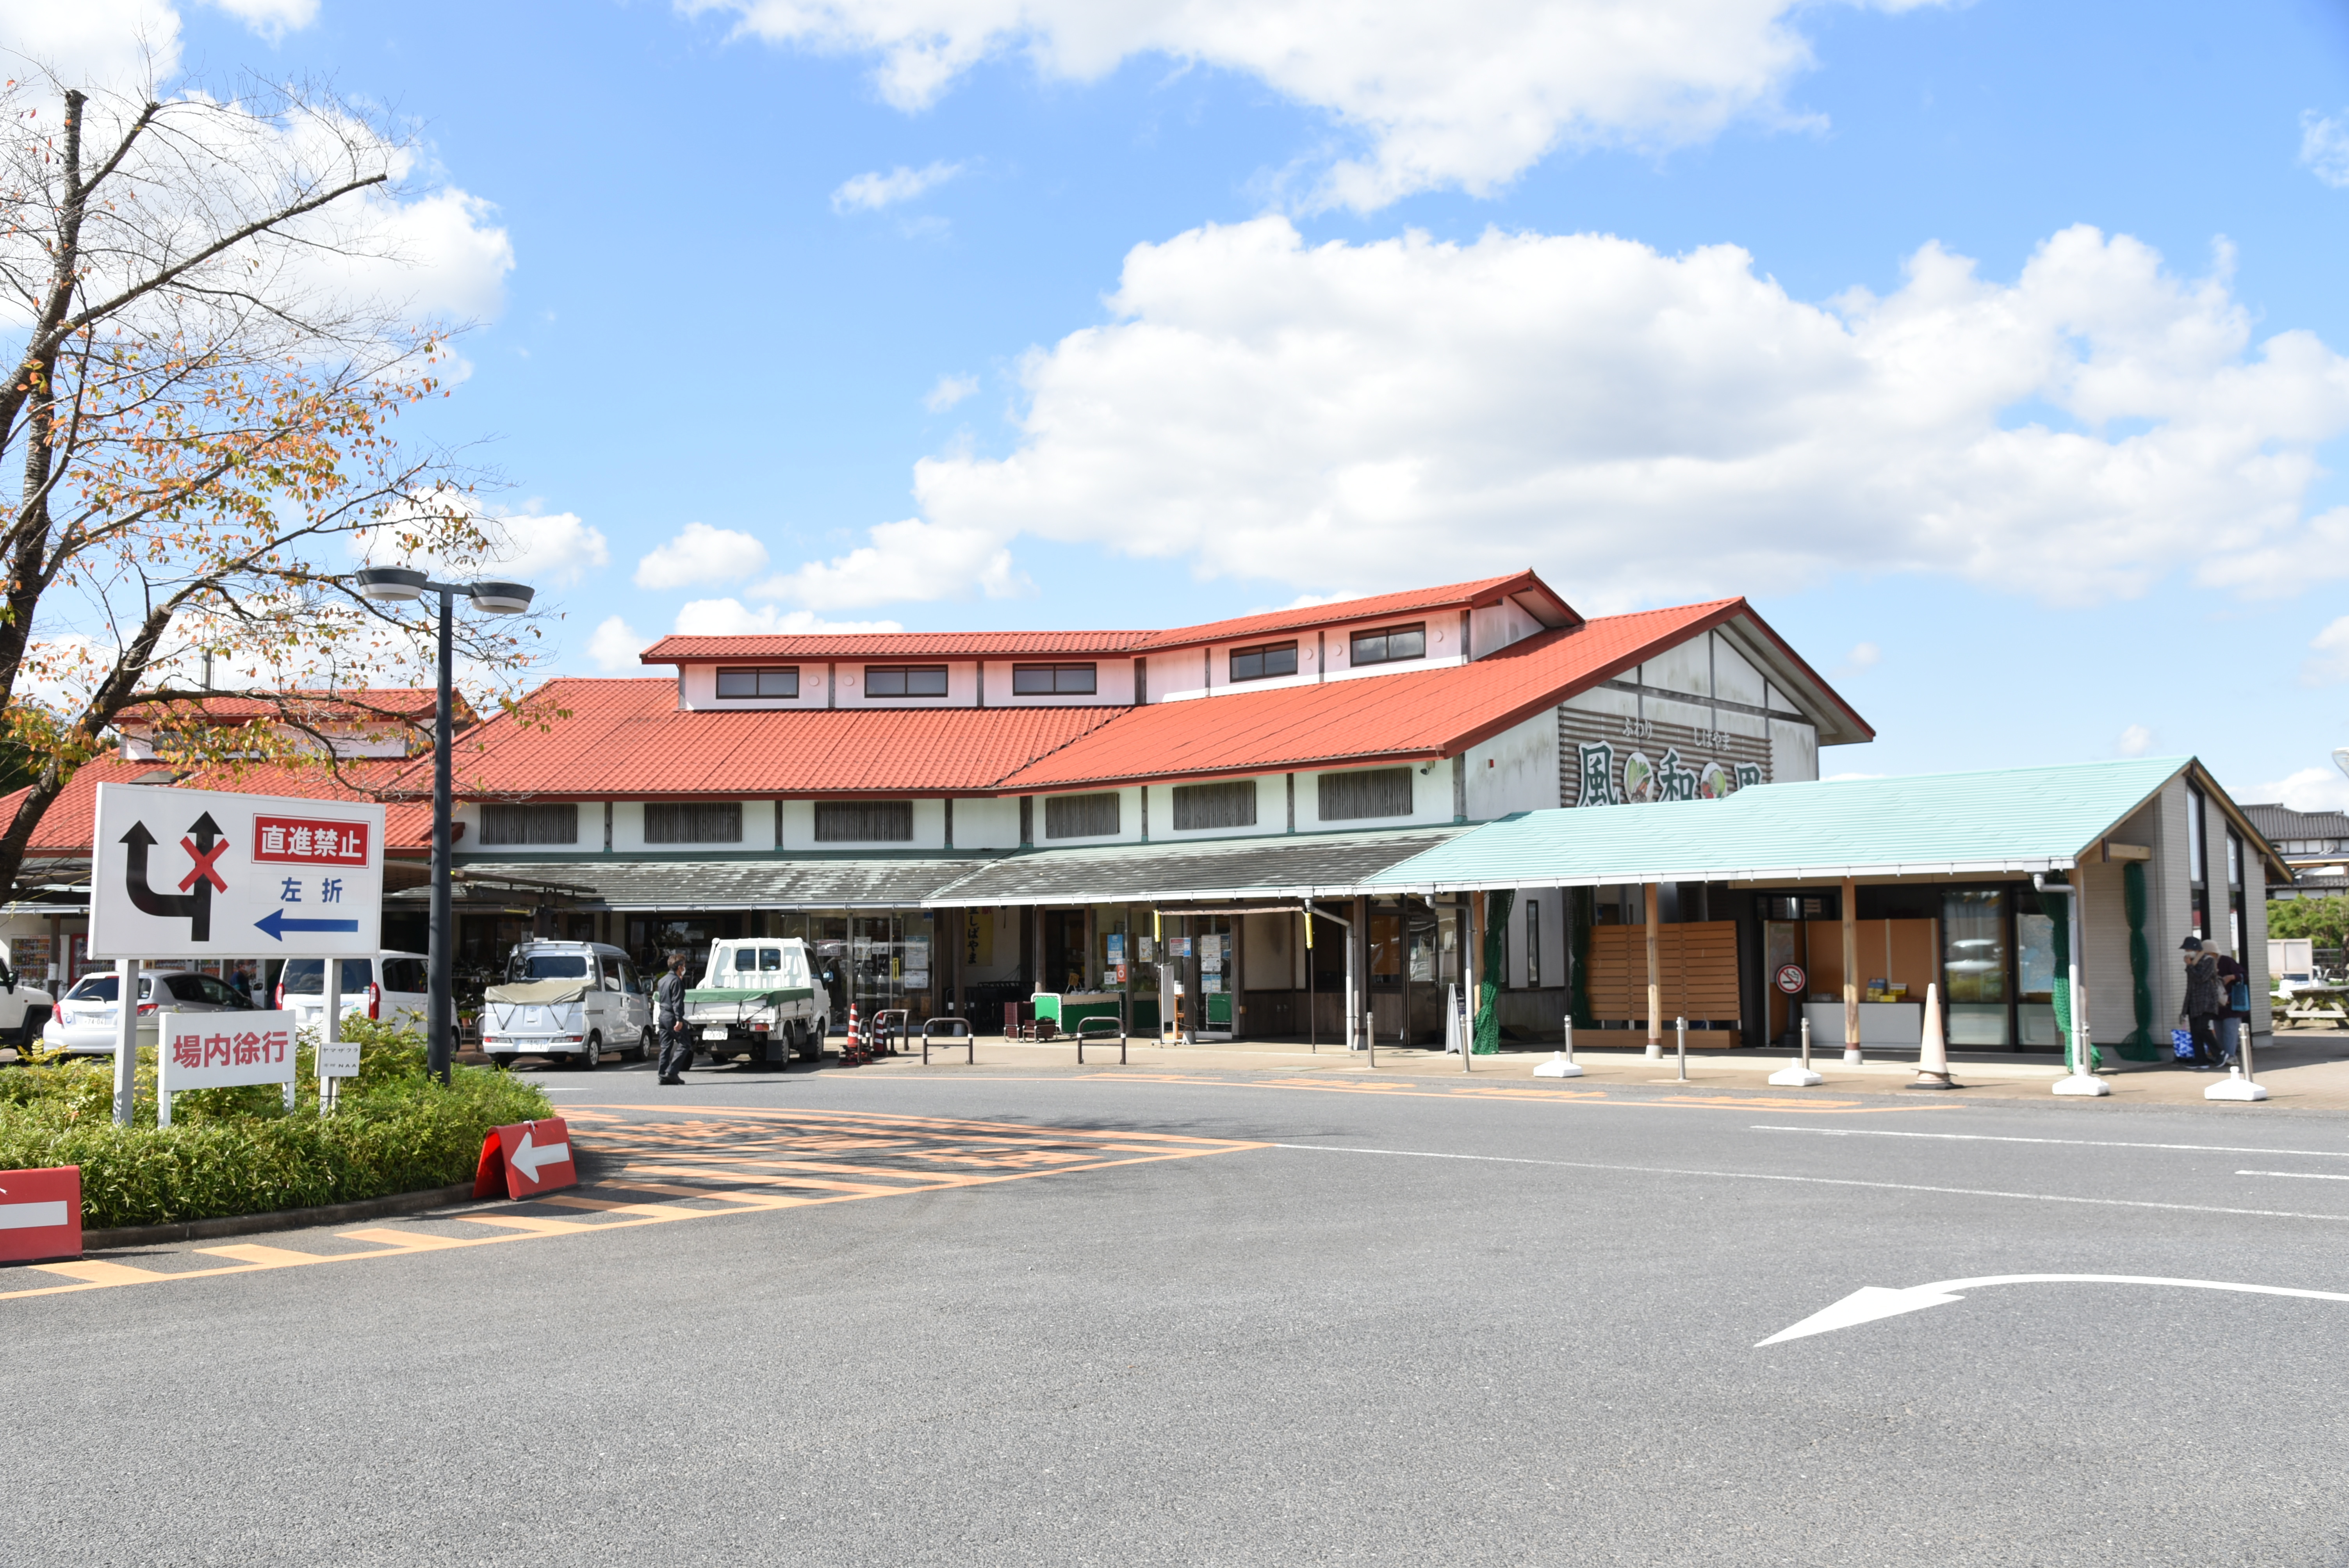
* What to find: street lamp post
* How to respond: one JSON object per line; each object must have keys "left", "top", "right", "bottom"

{"left": 354, "top": 567, "right": 535, "bottom": 1082}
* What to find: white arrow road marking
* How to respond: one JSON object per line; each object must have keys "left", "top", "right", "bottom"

{"left": 508, "top": 1129, "right": 571, "bottom": 1184}
{"left": 1759, "top": 1274, "right": 2349, "bottom": 1347}
{"left": 0, "top": 1200, "right": 68, "bottom": 1230}
{"left": 1751, "top": 1126, "right": 2349, "bottom": 1159}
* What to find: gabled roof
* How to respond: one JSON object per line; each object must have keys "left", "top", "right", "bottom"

{"left": 993, "top": 599, "right": 1859, "bottom": 793}
{"left": 1131, "top": 570, "right": 1577, "bottom": 654}
{"left": 421, "top": 678, "right": 1121, "bottom": 797}
{"left": 0, "top": 756, "right": 436, "bottom": 860}
{"left": 1355, "top": 756, "right": 2287, "bottom": 891}
{"left": 640, "top": 631, "right": 1145, "bottom": 663}
{"left": 2243, "top": 802, "right": 2349, "bottom": 841}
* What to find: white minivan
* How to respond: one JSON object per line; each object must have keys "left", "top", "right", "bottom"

{"left": 274, "top": 951, "right": 430, "bottom": 1035}
{"left": 479, "top": 941, "right": 654, "bottom": 1070}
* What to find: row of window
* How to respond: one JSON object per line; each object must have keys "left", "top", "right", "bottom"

{"left": 707, "top": 623, "right": 1431, "bottom": 701}
{"left": 475, "top": 768, "right": 1419, "bottom": 847}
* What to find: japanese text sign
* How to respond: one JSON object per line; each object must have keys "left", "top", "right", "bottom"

{"left": 157, "top": 1010, "right": 297, "bottom": 1091}
{"left": 90, "top": 784, "right": 384, "bottom": 958}
{"left": 317, "top": 1040, "right": 361, "bottom": 1080}
{"left": 0, "top": 1165, "right": 81, "bottom": 1264}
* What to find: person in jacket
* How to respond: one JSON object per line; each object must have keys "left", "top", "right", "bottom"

{"left": 655, "top": 950, "right": 693, "bottom": 1084}
{"left": 2214, "top": 950, "right": 2250, "bottom": 1067}
{"left": 2180, "top": 937, "right": 2225, "bottom": 1069}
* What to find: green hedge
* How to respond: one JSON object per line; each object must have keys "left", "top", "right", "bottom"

{"left": 0, "top": 1017, "right": 552, "bottom": 1230}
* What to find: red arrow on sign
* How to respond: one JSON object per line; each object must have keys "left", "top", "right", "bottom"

{"left": 473, "top": 1119, "right": 578, "bottom": 1199}
{"left": 0, "top": 1165, "right": 82, "bottom": 1264}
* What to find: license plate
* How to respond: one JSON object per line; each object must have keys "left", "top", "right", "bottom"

{"left": 701, "top": 1026, "right": 727, "bottom": 1040}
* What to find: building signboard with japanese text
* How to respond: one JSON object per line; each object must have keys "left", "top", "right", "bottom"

{"left": 89, "top": 784, "right": 384, "bottom": 959}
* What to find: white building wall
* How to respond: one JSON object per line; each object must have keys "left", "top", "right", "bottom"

{"left": 1469, "top": 599, "right": 1542, "bottom": 658}
{"left": 677, "top": 664, "right": 824, "bottom": 711}
{"left": 951, "top": 796, "right": 1021, "bottom": 850}
{"left": 1708, "top": 632, "right": 1768, "bottom": 707}
{"left": 1463, "top": 709, "right": 1558, "bottom": 820}
{"left": 833, "top": 662, "right": 981, "bottom": 709}
{"left": 775, "top": 797, "right": 947, "bottom": 852}
{"left": 608, "top": 799, "right": 765, "bottom": 853}
{"left": 1294, "top": 759, "right": 1457, "bottom": 832}
{"left": 1768, "top": 720, "right": 1819, "bottom": 783}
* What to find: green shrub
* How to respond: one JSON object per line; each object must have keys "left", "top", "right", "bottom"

{"left": 0, "top": 1016, "right": 551, "bottom": 1229}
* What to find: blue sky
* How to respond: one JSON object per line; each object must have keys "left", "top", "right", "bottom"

{"left": 23, "top": 0, "right": 2349, "bottom": 807}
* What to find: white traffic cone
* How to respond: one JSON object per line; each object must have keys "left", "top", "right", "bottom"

{"left": 1533, "top": 1018, "right": 1584, "bottom": 1078}
{"left": 1909, "top": 983, "right": 1956, "bottom": 1089}
{"left": 1770, "top": 1016, "right": 1823, "bottom": 1087}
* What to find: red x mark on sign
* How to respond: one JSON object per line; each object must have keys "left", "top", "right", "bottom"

{"left": 178, "top": 837, "right": 228, "bottom": 893}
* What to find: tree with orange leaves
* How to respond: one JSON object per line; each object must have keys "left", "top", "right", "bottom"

{"left": 0, "top": 70, "right": 542, "bottom": 896}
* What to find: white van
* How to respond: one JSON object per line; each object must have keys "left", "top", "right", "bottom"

{"left": 479, "top": 941, "right": 655, "bottom": 1070}
{"left": 275, "top": 952, "right": 430, "bottom": 1035}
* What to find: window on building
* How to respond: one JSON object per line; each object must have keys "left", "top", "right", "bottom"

{"left": 1349, "top": 623, "right": 1427, "bottom": 667}
{"left": 2228, "top": 827, "right": 2246, "bottom": 955}
{"left": 2188, "top": 782, "right": 2209, "bottom": 940}
{"left": 1171, "top": 780, "right": 1257, "bottom": 830}
{"left": 1228, "top": 641, "right": 1299, "bottom": 682}
{"left": 815, "top": 800, "right": 915, "bottom": 841}
{"left": 480, "top": 802, "right": 578, "bottom": 845}
{"left": 1524, "top": 899, "right": 1541, "bottom": 989}
{"left": 864, "top": 665, "right": 949, "bottom": 697}
{"left": 643, "top": 802, "right": 743, "bottom": 844}
{"left": 1013, "top": 663, "right": 1098, "bottom": 695}
{"left": 1044, "top": 792, "right": 1120, "bottom": 838}
{"left": 1318, "top": 767, "right": 1413, "bottom": 822}
{"left": 715, "top": 666, "right": 799, "bottom": 699}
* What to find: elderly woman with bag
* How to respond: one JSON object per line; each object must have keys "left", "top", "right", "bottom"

{"left": 2178, "top": 937, "right": 2226, "bottom": 1070}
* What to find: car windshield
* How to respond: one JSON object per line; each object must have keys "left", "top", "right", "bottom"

{"left": 278, "top": 959, "right": 372, "bottom": 993}
{"left": 66, "top": 976, "right": 159, "bottom": 1002}
{"left": 510, "top": 953, "right": 589, "bottom": 980}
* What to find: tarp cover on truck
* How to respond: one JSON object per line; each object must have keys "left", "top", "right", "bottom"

{"left": 484, "top": 979, "right": 592, "bottom": 1006}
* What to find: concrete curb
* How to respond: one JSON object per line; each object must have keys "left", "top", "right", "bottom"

{"left": 84, "top": 1180, "right": 481, "bottom": 1252}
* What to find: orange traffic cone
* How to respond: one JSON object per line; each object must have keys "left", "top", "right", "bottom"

{"left": 845, "top": 1002, "right": 862, "bottom": 1066}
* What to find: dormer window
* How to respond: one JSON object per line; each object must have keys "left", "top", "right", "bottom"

{"left": 865, "top": 665, "right": 949, "bottom": 697}
{"left": 1349, "top": 623, "right": 1426, "bottom": 666}
{"left": 1229, "top": 641, "right": 1299, "bottom": 682}
{"left": 715, "top": 666, "right": 799, "bottom": 698}
{"left": 1013, "top": 663, "right": 1097, "bottom": 695}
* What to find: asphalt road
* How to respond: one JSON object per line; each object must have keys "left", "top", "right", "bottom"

{"left": 8, "top": 1058, "right": 2349, "bottom": 1566}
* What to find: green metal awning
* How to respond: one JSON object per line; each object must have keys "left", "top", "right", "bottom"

{"left": 1355, "top": 757, "right": 2260, "bottom": 893}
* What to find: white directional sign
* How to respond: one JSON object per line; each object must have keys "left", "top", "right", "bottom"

{"left": 90, "top": 784, "right": 384, "bottom": 959}
{"left": 508, "top": 1126, "right": 570, "bottom": 1185}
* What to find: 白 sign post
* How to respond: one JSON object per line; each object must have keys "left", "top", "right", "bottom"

{"left": 157, "top": 1011, "right": 297, "bottom": 1127}
{"left": 90, "top": 784, "right": 385, "bottom": 1127}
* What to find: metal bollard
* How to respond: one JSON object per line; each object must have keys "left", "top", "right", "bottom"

{"left": 1801, "top": 1016, "right": 1812, "bottom": 1073}
{"left": 1564, "top": 1017, "right": 1575, "bottom": 1066}
{"left": 1366, "top": 1009, "right": 1376, "bottom": 1069}
{"left": 1676, "top": 1016, "right": 1687, "bottom": 1082}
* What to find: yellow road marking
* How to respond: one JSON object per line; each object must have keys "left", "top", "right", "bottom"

{"left": 457, "top": 1214, "right": 600, "bottom": 1235}
{"left": 198, "top": 1244, "right": 333, "bottom": 1266}
{"left": 34, "top": 1260, "right": 172, "bottom": 1285}
{"left": 338, "top": 1227, "right": 477, "bottom": 1251}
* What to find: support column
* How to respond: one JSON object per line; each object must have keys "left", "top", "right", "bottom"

{"left": 1841, "top": 875, "right": 1861, "bottom": 1065}
{"left": 1644, "top": 882, "right": 1661, "bottom": 1059}
{"left": 1348, "top": 896, "right": 1365, "bottom": 1050}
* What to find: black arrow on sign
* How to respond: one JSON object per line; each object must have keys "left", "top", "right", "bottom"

{"left": 121, "top": 818, "right": 214, "bottom": 943}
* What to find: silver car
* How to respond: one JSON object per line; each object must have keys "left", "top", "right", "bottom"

{"left": 42, "top": 970, "right": 258, "bottom": 1055}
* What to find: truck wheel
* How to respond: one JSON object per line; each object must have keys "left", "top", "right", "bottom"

{"left": 626, "top": 1028, "right": 652, "bottom": 1064}
{"left": 796, "top": 1021, "right": 821, "bottom": 1062}
{"left": 577, "top": 1032, "right": 601, "bottom": 1071}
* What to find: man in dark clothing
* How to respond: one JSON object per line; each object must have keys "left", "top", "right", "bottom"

{"left": 2180, "top": 937, "right": 2225, "bottom": 1068}
{"left": 2214, "top": 951, "right": 2249, "bottom": 1067}
{"left": 655, "top": 951, "right": 694, "bottom": 1084}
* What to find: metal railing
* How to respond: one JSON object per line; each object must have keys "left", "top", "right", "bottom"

{"left": 869, "top": 1009, "right": 911, "bottom": 1056}
{"left": 1075, "top": 1015, "right": 1126, "bottom": 1065}
{"left": 921, "top": 1016, "right": 975, "bottom": 1065}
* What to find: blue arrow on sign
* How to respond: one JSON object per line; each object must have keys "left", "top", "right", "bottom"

{"left": 253, "top": 908, "right": 361, "bottom": 942}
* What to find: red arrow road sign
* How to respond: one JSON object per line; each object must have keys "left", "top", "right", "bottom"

{"left": 474, "top": 1119, "right": 578, "bottom": 1199}
{"left": 0, "top": 1165, "right": 82, "bottom": 1264}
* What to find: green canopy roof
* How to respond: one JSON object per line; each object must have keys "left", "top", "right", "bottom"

{"left": 1357, "top": 756, "right": 2221, "bottom": 893}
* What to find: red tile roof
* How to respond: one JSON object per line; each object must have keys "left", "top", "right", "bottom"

{"left": 2, "top": 757, "right": 435, "bottom": 860}
{"left": 114, "top": 688, "right": 454, "bottom": 727}
{"left": 994, "top": 600, "right": 1810, "bottom": 791}
{"left": 1132, "top": 570, "right": 1577, "bottom": 653}
{"left": 641, "top": 631, "right": 1147, "bottom": 663}
{"left": 637, "top": 571, "right": 1576, "bottom": 665}
{"left": 425, "top": 679, "right": 1122, "bottom": 797}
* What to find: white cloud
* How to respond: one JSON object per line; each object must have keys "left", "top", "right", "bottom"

{"left": 672, "top": 599, "right": 905, "bottom": 635}
{"left": 203, "top": 0, "right": 318, "bottom": 41}
{"left": 634, "top": 522, "right": 772, "bottom": 589}
{"left": 1843, "top": 641, "right": 1880, "bottom": 671}
{"left": 2304, "top": 110, "right": 2349, "bottom": 189}
{"left": 2303, "top": 617, "right": 2349, "bottom": 686}
{"left": 588, "top": 615, "right": 647, "bottom": 672}
{"left": 2117, "top": 724, "right": 2154, "bottom": 757}
{"left": 354, "top": 500, "right": 608, "bottom": 589}
{"left": 2246, "top": 765, "right": 2349, "bottom": 813}
{"left": 804, "top": 217, "right": 2349, "bottom": 612}
{"left": 752, "top": 517, "right": 1029, "bottom": 609}
{"left": 925, "top": 372, "right": 979, "bottom": 411}
{"left": 0, "top": 0, "right": 181, "bottom": 87}
{"left": 832, "top": 160, "right": 963, "bottom": 212}
{"left": 688, "top": 0, "right": 1944, "bottom": 210}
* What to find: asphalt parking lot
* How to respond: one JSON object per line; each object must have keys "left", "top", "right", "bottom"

{"left": 8, "top": 1057, "right": 2349, "bottom": 1565}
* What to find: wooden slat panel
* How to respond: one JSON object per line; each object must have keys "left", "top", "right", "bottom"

{"left": 1583, "top": 921, "right": 1741, "bottom": 1023}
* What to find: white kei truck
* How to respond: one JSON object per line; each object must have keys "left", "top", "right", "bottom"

{"left": 478, "top": 940, "right": 655, "bottom": 1071}
{"left": 685, "top": 938, "right": 829, "bottom": 1067}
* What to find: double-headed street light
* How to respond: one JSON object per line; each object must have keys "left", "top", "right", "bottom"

{"left": 353, "top": 567, "right": 535, "bottom": 1082}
